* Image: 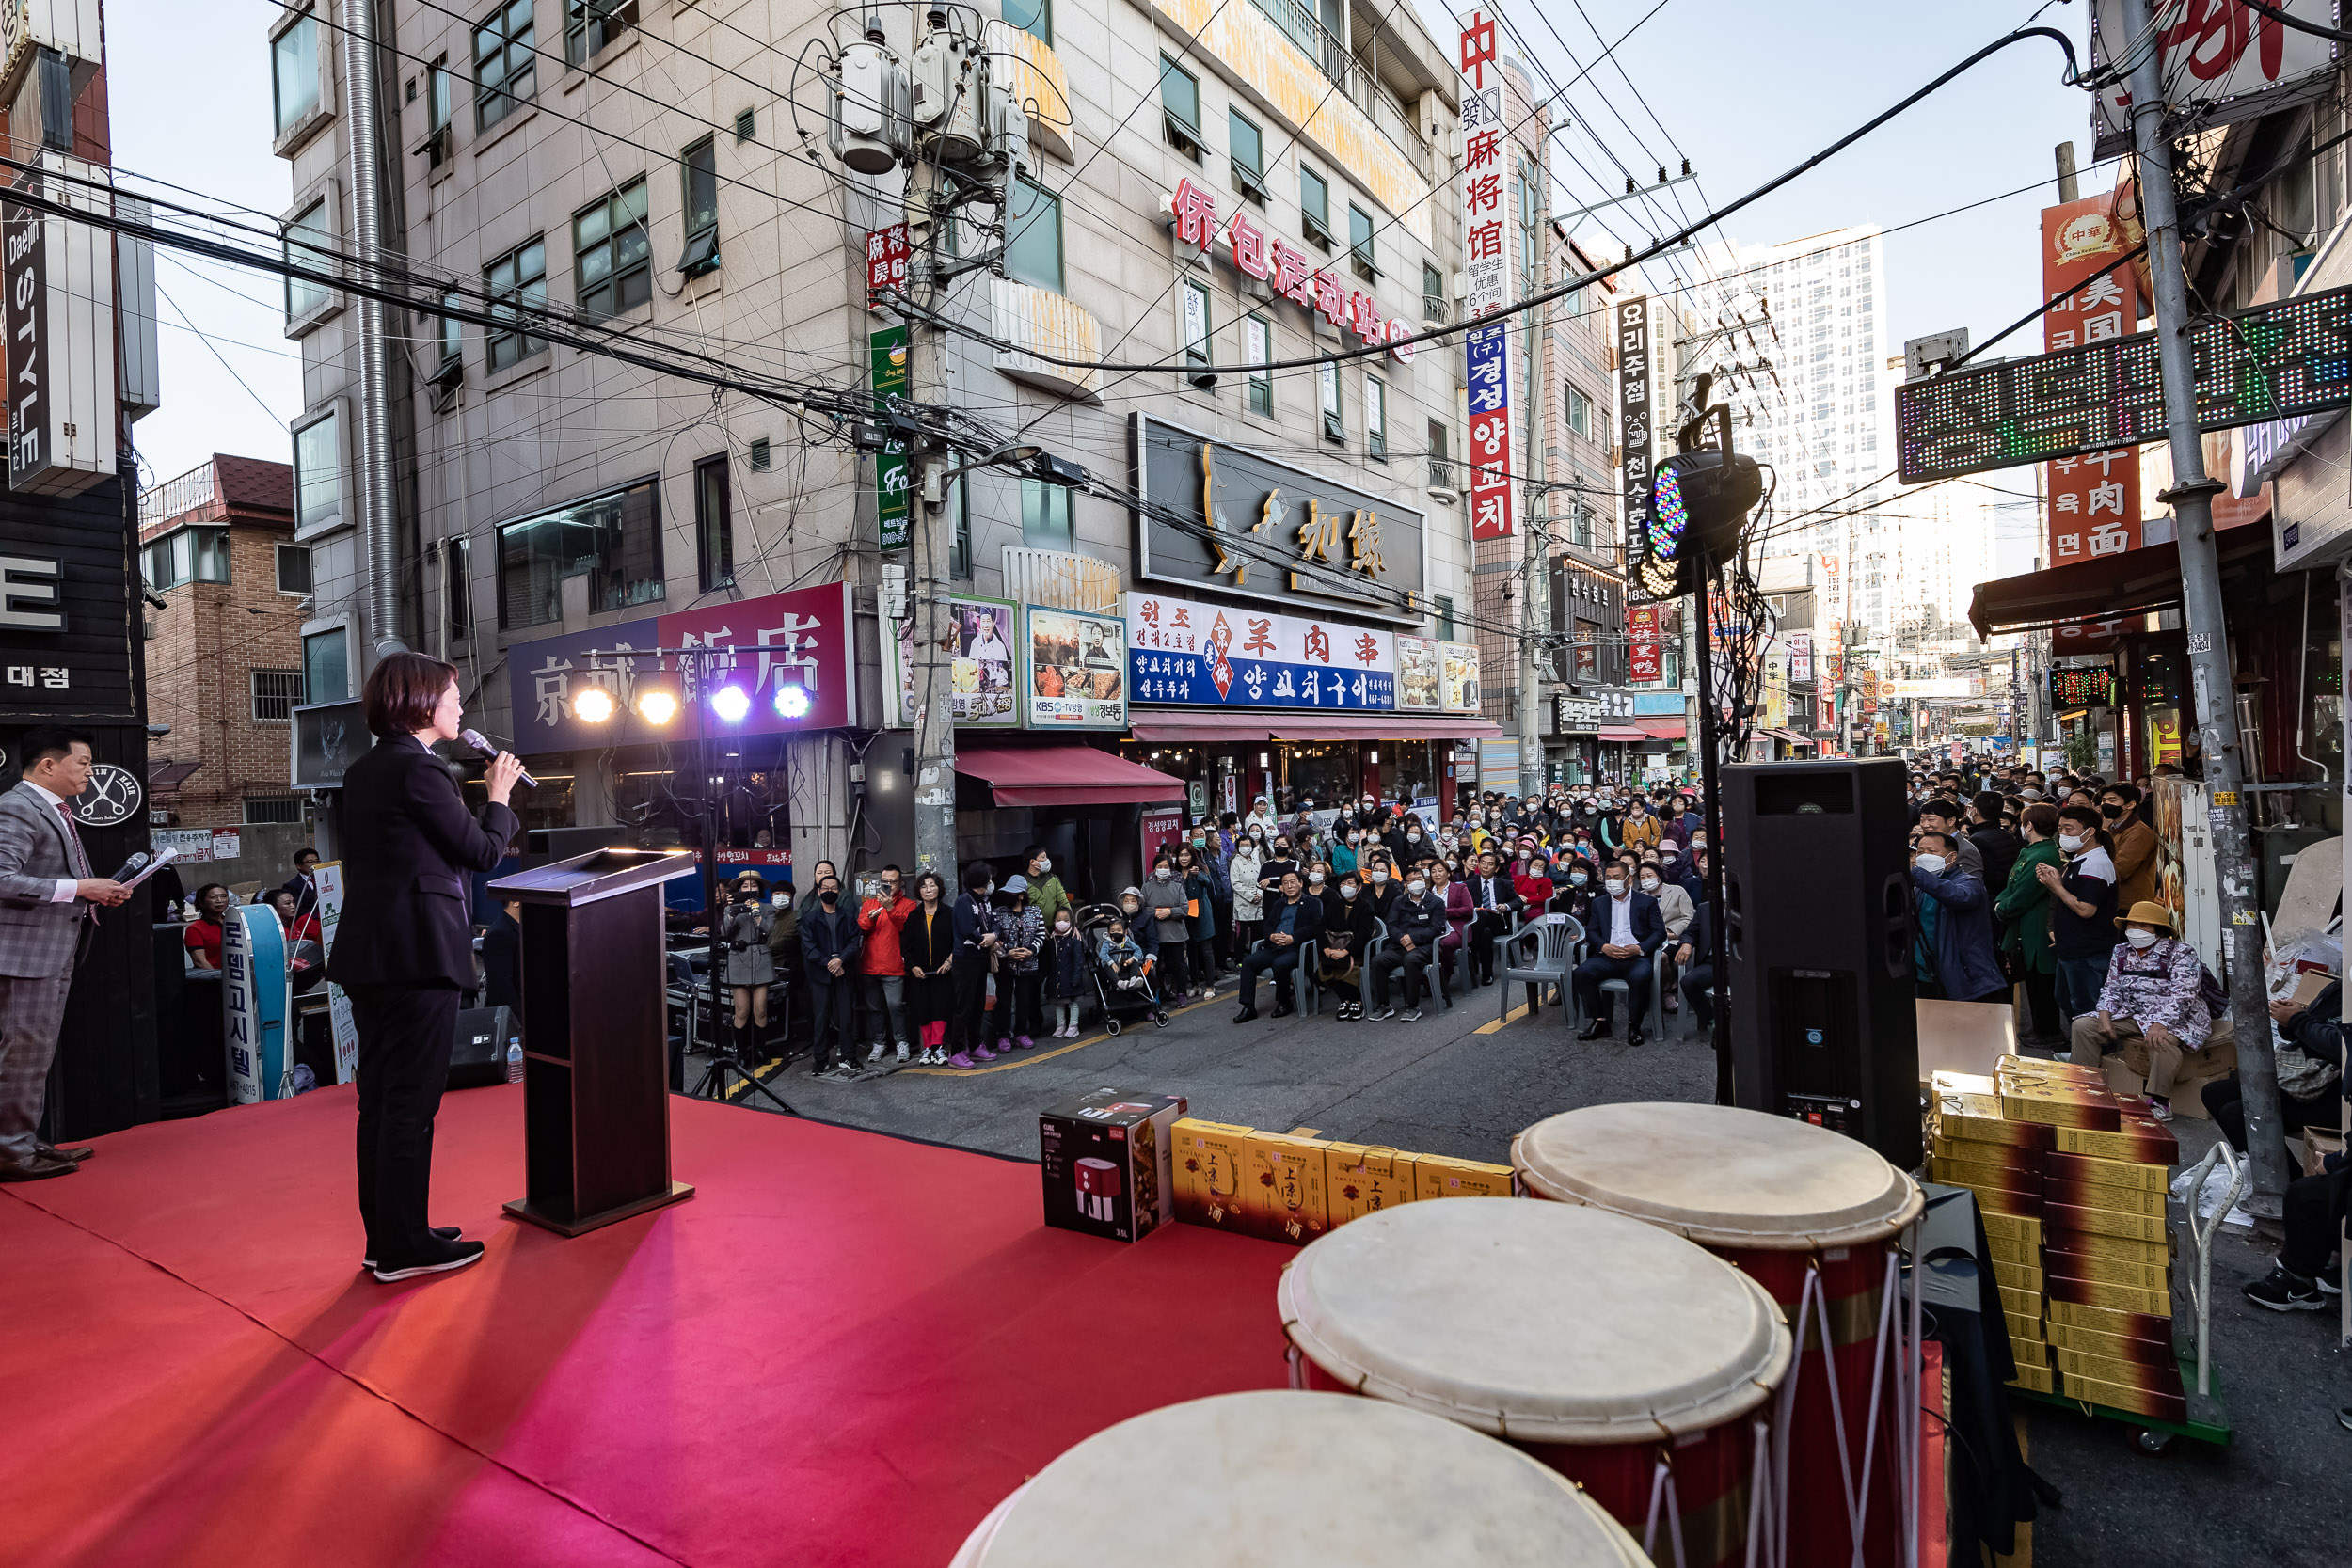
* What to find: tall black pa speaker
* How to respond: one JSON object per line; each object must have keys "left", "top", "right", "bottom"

{"left": 1722, "top": 758, "right": 1920, "bottom": 1169}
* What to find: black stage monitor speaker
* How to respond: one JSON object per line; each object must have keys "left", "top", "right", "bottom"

{"left": 448, "top": 1005, "right": 516, "bottom": 1089}
{"left": 1721, "top": 757, "right": 1920, "bottom": 1169}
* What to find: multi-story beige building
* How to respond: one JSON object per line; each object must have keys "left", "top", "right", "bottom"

{"left": 267, "top": 0, "right": 1538, "bottom": 880}
{"left": 137, "top": 456, "right": 312, "bottom": 831}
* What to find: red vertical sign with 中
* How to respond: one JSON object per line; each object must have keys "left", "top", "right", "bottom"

{"left": 2040, "top": 193, "right": 2141, "bottom": 565}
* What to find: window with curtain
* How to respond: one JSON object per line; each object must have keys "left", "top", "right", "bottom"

{"left": 496, "top": 477, "right": 666, "bottom": 629}
{"left": 1365, "top": 375, "right": 1387, "bottom": 460}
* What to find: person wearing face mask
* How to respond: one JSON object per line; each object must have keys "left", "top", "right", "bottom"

{"left": 1245, "top": 796, "right": 1280, "bottom": 840}
{"left": 1367, "top": 869, "right": 1445, "bottom": 1021}
{"left": 1965, "top": 792, "right": 2021, "bottom": 905}
{"left": 1142, "top": 856, "right": 1195, "bottom": 1005}
{"left": 1234, "top": 870, "right": 1322, "bottom": 1021}
{"left": 1116, "top": 885, "right": 1162, "bottom": 980}
{"left": 1022, "top": 845, "right": 1071, "bottom": 933}
{"left": 1513, "top": 843, "right": 1561, "bottom": 915}
{"left": 1907, "top": 832, "right": 2006, "bottom": 1006}
{"left": 1385, "top": 815, "right": 1422, "bottom": 866}
{"left": 2036, "top": 804, "right": 2120, "bottom": 1034}
{"left": 2100, "top": 784, "right": 2158, "bottom": 910}
{"left": 1230, "top": 835, "right": 1266, "bottom": 956}
{"left": 1330, "top": 828, "right": 1360, "bottom": 879}
{"left": 2074, "top": 902, "right": 2229, "bottom": 1122}
{"left": 1042, "top": 905, "right": 1089, "bottom": 1037}
{"left": 1573, "top": 863, "right": 1666, "bottom": 1042}
{"left": 1259, "top": 836, "right": 1301, "bottom": 919}
{"left": 1993, "top": 803, "right": 2065, "bottom": 1047}
{"left": 720, "top": 873, "right": 780, "bottom": 1054}
{"left": 1913, "top": 800, "right": 1982, "bottom": 879}
{"left": 856, "top": 864, "right": 916, "bottom": 1067}
{"left": 992, "top": 878, "right": 1045, "bottom": 1052}
{"left": 1361, "top": 857, "right": 1400, "bottom": 926}
{"left": 1432, "top": 861, "right": 1472, "bottom": 994}
{"left": 799, "top": 874, "right": 865, "bottom": 1080}
{"left": 1619, "top": 797, "right": 1661, "bottom": 853}
{"left": 1639, "top": 860, "right": 1692, "bottom": 1017}
{"left": 1356, "top": 793, "right": 1388, "bottom": 834}
{"left": 1317, "top": 872, "right": 1376, "bottom": 1019}
{"left": 946, "top": 864, "right": 1002, "bottom": 1069}
{"left": 1176, "top": 845, "right": 1219, "bottom": 1002}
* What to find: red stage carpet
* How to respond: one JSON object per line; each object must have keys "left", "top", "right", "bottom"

{"left": 0, "top": 1086, "right": 1295, "bottom": 1567}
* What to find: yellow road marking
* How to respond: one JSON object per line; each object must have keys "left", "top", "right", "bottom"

{"left": 724, "top": 1056, "right": 785, "bottom": 1099}
{"left": 897, "top": 994, "right": 1221, "bottom": 1076}
{"left": 1474, "top": 1003, "right": 1535, "bottom": 1035}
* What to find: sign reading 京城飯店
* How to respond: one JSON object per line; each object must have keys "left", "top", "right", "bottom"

{"left": 1165, "top": 176, "right": 1416, "bottom": 365}
{"left": 1126, "top": 591, "right": 1396, "bottom": 710}
{"left": 1458, "top": 8, "right": 1514, "bottom": 541}
{"left": 506, "top": 580, "right": 858, "bottom": 749}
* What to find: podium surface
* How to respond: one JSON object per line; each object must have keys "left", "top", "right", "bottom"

{"left": 491, "top": 847, "right": 696, "bottom": 1235}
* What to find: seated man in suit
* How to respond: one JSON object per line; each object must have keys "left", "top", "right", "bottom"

{"left": 1574, "top": 866, "right": 1666, "bottom": 1044}
{"left": 1460, "top": 850, "right": 1522, "bottom": 988}
{"left": 1234, "top": 869, "right": 1322, "bottom": 1022}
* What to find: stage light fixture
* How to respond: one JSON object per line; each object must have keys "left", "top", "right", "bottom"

{"left": 1641, "top": 447, "right": 1761, "bottom": 600}
{"left": 710, "top": 684, "right": 753, "bottom": 723}
{"left": 573, "top": 685, "right": 616, "bottom": 723}
{"left": 773, "top": 681, "right": 812, "bottom": 719}
{"left": 634, "top": 671, "right": 682, "bottom": 726}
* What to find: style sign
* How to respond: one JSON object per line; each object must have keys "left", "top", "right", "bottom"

{"left": 1125, "top": 591, "right": 1396, "bottom": 710}
{"left": 872, "top": 324, "right": 911, "bottom": 551}
{"left": 1165, "top": 176, "right": 1415, "bottom": 363}
{"left": 1023, "top": 606, "right": 1128, "bottom": 729}
{"left": 882, "top": 593, "right": 1021, "bottom": 728}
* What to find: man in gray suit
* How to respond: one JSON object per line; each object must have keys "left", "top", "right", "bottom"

{"left": 0, "top": 729, "right": 132, "bottom": 1180}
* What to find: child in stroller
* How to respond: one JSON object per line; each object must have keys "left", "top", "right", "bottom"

{"left": 1078, "top": 902, "right": 1169, "bottom": 1035}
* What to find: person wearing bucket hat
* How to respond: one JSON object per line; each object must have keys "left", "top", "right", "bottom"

{"left": 2070, "top": 899, "right": 2231, "bottom": 1121}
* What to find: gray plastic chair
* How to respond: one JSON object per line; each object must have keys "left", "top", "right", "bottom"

{"left": 1596, "top": 961, "right": 1664, "bottom": 1039}
{"left": 1497, "top": 914, "right": 1582, "bottom": 1027}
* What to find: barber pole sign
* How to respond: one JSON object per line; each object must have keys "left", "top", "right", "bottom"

{"left": 1458, "top": 9, "right": 1515, "bottom": 539}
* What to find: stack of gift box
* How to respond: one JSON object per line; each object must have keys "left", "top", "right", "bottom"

{"left": 1928, "top": 1057, "right": 2182, "bottom": 1418}
{"left": 1168, "top": 1120, "right": 1516, "bottom": 1245}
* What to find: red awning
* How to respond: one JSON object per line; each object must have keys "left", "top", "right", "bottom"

{"left": 1969, "top": 500, "right": 2275, "bottom": 639}
{"left": 955, "top": 745, "right": 1185, "bottom": 807}
{"left": 1596, "top": 726, "right": 1648, "bottom": 742}
{"left": 1271, "top": 715, "right": 1506, "bottom": 740}
{"left": 1128, "top": 714, "right": 1274, "bottom": 743}
{"left": 1634, "top": 716, "right": 1685, "bottom": 740}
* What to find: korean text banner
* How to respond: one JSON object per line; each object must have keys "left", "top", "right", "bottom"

{"left": 882, "top": 594, "right": 1023, "bottom": 728}
{"left": 506, "top": 581, "right": 856, "bottom": 749}
{"left": 1126, "top": 591, "right": 1396, "bottom": 710}
{"left": 1024, "top": 606, "right": 1128, "bottom": 729}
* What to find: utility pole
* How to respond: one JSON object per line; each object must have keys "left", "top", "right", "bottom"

{"left": 905, "top": 148, "right": 959, "bottom": 882}
{"left": 1518, "top": 512, "right": 1546, "bottom": 800}
{"left": 2121, "top": 0, "right": 2289, "bottom": 1212}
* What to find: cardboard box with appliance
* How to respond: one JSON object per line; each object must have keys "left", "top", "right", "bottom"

{"left": 1039, "top": 1088, "right": 1186, "bottom": 1243}
{"left": 1928, "top": 1061, "right": 2181, "bottom": 1408}
{"left": 1168, "top": 1120, "right": 1517, "bottom": 1244}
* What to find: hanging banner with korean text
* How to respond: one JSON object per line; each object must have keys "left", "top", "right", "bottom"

{"left": 1458, "top": 8, "right": 1515, "bottom": 540}
{"left": 313, "top": 860, "right": 358, "bottom": 1084}
{"left": 1619, "top": 294, "right": 1655, "bottom": 583}
{"left": 506, "top": 581, "right": 857, "bottom": 748}
{"left": 871, "top": 324, "right": 912, "bottom": 551}
{"left": 1125, "top": 591, "right": 1396, "bottom": 710}
{"left": 2040, "top": 193, "right": 2141, "bottom": 565}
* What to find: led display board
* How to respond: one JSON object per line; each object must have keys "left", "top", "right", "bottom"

{"left": 1895, "top": 285, "right": 2352, "bottom": 483}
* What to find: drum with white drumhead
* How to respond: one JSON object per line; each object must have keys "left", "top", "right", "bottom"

{"left": 1279, "top": 1197, "right": 1787, "bottom": 1568}
{"left": 946, "top": 1390, "right": 1650, "bottom": 1568}
{"left": 1514, "top": 1102, "right": 1926, "bottom": 1568}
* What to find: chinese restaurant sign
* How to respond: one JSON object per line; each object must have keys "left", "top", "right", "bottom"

{"left": 1166, "top": 177, "right": 1414, "bottom": 364}
{"left": 1131, "top": 413, "right": 1426, "bottom": 623}
{"left": 2040, "top": 193, "right": 2141, "bottom": 563}
{"left": 507, "top": 581, "right": 857, "bottom": 749}
{"left": 1126, "top": 591, "right": 1396, "bottom": 710}
{"left": 1895, "top": 284, "right": 2352, "bottom": 483}
{"left": 1458, "top": 8, "right": 1515, "bottom": 541}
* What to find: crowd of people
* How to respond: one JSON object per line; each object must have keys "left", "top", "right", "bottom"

{"left": 699, "top": 782, "right": 1723, "bottom": 1079}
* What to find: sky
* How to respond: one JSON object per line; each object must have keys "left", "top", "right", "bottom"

{"left": 111, "top": 0, "right": 304, "bottom": 492}
{"left": 111, "top": 0, "right": 2096, "bottom": 570}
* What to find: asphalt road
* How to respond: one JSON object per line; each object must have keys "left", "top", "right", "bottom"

{"left": 689, "top": 976, "right": 2349, "bottom": 1566}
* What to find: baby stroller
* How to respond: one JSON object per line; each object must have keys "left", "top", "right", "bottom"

{"left": 1074, "top": 901, "right": 1169, "bottom": 1035}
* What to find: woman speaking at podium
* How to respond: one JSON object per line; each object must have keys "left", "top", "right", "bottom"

{"left": 329, "top": 653, "right": 522, "bottom": 1283}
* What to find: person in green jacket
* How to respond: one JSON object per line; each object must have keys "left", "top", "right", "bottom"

{"left": 1023, "top": 845, "right": 1072, "bottom": 930}
{"left": 1993, "top": 801, "right": 2062, "bottom": 1047}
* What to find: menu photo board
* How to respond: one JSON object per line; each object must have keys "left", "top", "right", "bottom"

{"left": 1024, "top": 606, "right": 1129, "bottom": 729}
{"left": 1395, "top": 635, "right": 1442, "bottom": 711}
{"left": 1441, "top": 641, "right": 1481, "bottom": 713}
{"left": 882, "top": 594, "right": 1022, "bottom": 728}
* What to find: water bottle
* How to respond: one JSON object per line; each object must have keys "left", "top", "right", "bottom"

{"left": 506, "top": 1036, "right": 523, "bottom": 1084}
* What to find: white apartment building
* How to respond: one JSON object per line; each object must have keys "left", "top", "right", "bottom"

{"left": 265, "top": 0, "right": 1492, "bottom": 886}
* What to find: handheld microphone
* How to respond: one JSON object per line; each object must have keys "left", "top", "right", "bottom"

{"left": 108, "top": 850, "right": 150, "bottom": 882}
{"left": 460, "top": 729, "right": 536, "bottom": 788}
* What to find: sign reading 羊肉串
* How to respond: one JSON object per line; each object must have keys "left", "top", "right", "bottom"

{"left": 1125, "top": 591, "right": 1396, "bottom": 710}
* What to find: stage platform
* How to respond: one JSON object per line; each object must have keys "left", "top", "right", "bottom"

{"left": 0, "top": 1085, "right": 1295, "bottom": 1567}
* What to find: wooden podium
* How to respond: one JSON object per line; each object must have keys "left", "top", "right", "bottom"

{"left": 490, "top": 847, "right": 698, "bottom": 1235}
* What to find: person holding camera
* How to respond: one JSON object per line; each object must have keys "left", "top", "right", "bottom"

{"left": 719, "top": 874, "right": 777, "bottom": 1054}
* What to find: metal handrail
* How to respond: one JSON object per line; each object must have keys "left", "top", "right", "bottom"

{"left": 2177, "top": 1138, "right": 2245, "bottom": 1398}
